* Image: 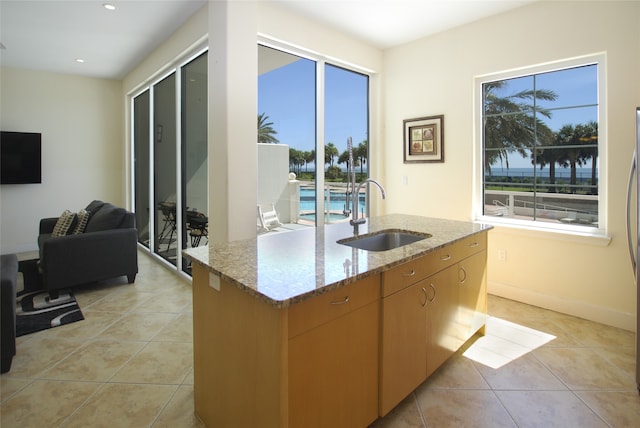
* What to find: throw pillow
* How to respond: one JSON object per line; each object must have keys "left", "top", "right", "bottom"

{"left": 72, "top": 209, "right": 91, "bottom": 234}
{"left": 51, "top": 210, "right": 76, "bottom": 237}
{"left": 84, "top": 204, "right": 128, "bottom": 233}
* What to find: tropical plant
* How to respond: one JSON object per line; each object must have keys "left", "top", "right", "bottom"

{"left": 303, "top": 150, "right": 315, "bottom": 173}
{"left": 483, "top": 81, "right": 556, "bottom": 174}
{"left": 325, "top": 142, "right": 339, "bottom": 168}
{"left": 553, "top": 122, "right": 598, "bottom": 194}
{"left": 257, "top": 113, "right": 279, "bottom": 144}
{"left": 578, "top": 121, "right": 598, "bottom": 194}
{"left": 355, "top": 140, "right": 368, "bottom": 179}
{"left": 289, "top": 148, "right": 305, "bottom": 175}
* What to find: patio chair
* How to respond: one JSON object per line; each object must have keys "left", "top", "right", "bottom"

{"left": 257, "top": 203, "right": 282, "bottom": 232}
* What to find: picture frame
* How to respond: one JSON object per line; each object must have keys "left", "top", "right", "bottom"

{"left": 403, "top": 115, "right": 444, "bottom": 163}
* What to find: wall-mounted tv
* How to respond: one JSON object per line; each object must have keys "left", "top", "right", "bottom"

{"left": 1, "top": 131, "right": 42, "bottom": 184}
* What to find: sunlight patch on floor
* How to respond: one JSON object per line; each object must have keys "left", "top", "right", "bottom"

{"left": 463, "top": 316, "right": 556, "bottom": 369}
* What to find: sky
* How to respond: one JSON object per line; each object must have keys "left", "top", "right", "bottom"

{"left": 259, "top": 56, "right": 598, "bottom": 172}
{"left": 258, "top": 56, "right": 368, "bottom": 168}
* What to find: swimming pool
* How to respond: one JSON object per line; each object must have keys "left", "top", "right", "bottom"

{"left": 299, "top": 187, "right": 365, "bottom": 215}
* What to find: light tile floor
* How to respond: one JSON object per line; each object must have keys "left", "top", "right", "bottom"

{"left": 2, "top": 249, "right": 639, "bottom": 427}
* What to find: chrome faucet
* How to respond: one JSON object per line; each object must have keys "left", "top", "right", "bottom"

{"left": 351, "top": 178, "right": 386, "bottom": 235}
{"left": 346, "top": 137, "right": 386, "bottom": 235}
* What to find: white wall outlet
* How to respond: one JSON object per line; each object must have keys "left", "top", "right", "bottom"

{"left": 209, "top": 272, "right": 221, "bottom": 291}
{"left": 402, "top": 175, "right": 408, "bottom": 185}
{"left": 498, "top": 249, "right": 507, "bottom": 262}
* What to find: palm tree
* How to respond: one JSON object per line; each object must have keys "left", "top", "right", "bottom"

{"left": 483, "top": 81, "right": 557, "bottom": 174}
{"left": 355, "top": 140, "right": 368, "bottom": 180}
{"left": 289, "top": 148, "right": 305, "bottom": 175}
{"left": 258, "top": 113, "right": 279, "bottom": 144}
{"left": 578, "top": 121, "right": 598, "bottom": 194}
{"left": 303, "top": 150, "right": 314, "bottom": 173}
{"left": 554, "top": 125, "right": 583, "bottom": 193}
{"left": 554, "top": 122, "right": 598, "bottom": 194}
{"left": 530, "top": 124, "right": 557, "bottom": 191}
{"left": 325, "top": 142, "right": 339, "bottom": 168}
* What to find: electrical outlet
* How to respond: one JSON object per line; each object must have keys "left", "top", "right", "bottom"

{"left": 402, "top": 175, "right": 408, "bottom": 185}
{"left": 498, "top": 249, "right": 507, "bottom": 262}
{"left": 209, "top": 272, "right": 221, "bottom": 291}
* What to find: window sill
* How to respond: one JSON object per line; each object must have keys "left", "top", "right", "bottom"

{"left": 476, "top": 215, "right": 612, "bottom": 247}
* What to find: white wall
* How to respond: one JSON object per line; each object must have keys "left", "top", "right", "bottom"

{"left": 0, "top": 68, "right": 123, "bottom": 254}
{"left": 257, "top": 143, "right": 291, "bottom": 222}
{"left": 382, "top": 1, "right": 640, "bottom": 330}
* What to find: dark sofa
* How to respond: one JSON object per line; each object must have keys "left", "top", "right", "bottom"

{"left": 1, "top": 254, "right": 17, "bottom": 373}
{"left": 38, "top": 200, "right": 138, "bottom": 292}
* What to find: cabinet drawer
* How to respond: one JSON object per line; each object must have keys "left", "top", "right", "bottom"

{"left": 288, "top": 274, "right": 380, "bottom": 339}
{"left": 382, "top": 246, "right": 457, "bottom": 297}
{"left": 458, "top": 232, "right": 487, "bottom": 260}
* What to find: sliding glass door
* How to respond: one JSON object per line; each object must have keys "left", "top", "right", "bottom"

{"left": 133, "top": 90, "right": 150, "bottom": 247}
{"left": 180, "top": 52, "right": 208, "bottom": 274}
{"left": 153, "top": 72, "right": 178, "bottom": 264}
{"left": 131, "top": 50, "right": 208, "bottom": 274}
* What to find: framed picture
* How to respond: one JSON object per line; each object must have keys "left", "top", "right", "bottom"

{"left": 403, "top": 115, "right": 444, "bottom": 163}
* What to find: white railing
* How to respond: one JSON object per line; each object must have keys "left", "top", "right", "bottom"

{"left": 485, "top": 190, "right": 598, "bottom": 225}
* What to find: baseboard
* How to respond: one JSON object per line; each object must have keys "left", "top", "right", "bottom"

{"left": 488, "top": 280, "right": 636, "bottom": 332}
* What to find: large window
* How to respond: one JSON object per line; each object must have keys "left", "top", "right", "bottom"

{"left": 478, "top": 56, "right": 604, "bottom": 234}
{"left": 257, "top": 42, "right": 370, "bottom": 230}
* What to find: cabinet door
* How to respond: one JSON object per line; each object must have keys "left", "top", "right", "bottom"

{"left": 289, "top": 301, "right": 379, "bottom": 428}
{"left": 379, "top": 281, "right": 427, "bottom": 416}
{"left": 426, "top": 266, "right": 461, "bottom": 377}
{"left": 458, "top": 250, "right": 488, "bottom": 342}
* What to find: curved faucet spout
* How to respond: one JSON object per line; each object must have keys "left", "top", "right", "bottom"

{"left": 350, "top": 178, "right": 386, "bottom": 235}
{"left": 358, "top": 179, "right": 386, "bottom": 200}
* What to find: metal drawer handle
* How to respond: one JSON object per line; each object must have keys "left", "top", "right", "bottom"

{"left": 469, "top": 242, "right": 479, "bottom": 248}
{"left": 402, "top": 269, "right": 416, "bottom": 277}
{"left": 330, "top": 296, "right": 350, "bottom": 305}
{"left": 440, "top": 254, "right": 452, "bottom": 261}
{"left": 420, "top": 287, "right": 428, "bottom": 307}
{"left": 459, "top": 266, "right": 467, "bottom": 284}
{"left": 428, "top": 283, "right": 436, "bottom": 303}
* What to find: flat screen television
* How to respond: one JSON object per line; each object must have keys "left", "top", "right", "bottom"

{"left": 1, "top": 131, "right": 42, "bottom": 184}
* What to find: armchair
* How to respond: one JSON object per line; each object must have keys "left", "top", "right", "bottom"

{"left": 37, "top": 201, "right": 138, "bottom": 292}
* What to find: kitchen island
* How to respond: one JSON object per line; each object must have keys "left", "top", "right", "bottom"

{"left": 185, "top": 214, "right": 492, "bottom": 428}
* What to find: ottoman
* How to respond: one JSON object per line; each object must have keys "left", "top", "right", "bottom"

{"left": 1, "top": 254, "right": 17, "bottom": 373}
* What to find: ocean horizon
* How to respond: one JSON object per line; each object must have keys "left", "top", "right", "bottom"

{"left": 487, "top": 167, "right": 596, "bottom": 179}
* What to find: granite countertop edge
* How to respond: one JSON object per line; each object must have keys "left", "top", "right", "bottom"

{"left": 185, "top": 214, "right": 493, "bottom": 308}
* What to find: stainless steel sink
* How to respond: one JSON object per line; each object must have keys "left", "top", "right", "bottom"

{"left": 337, "top": 229, "right": 431, "bottom": 252}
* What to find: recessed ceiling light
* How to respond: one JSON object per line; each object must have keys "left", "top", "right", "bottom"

{"left": 75, "top": 58, "right": 85, "bottom": 63}
{"left": 103, "top": 3, "right": 116, "bottom": 11}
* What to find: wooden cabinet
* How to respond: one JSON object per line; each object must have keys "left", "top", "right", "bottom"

{"left": 379, "top": 280, "right": 427, "bottom": 416}
{"left": 426, "top": 265, "right": 460, "bottom": 377}
{"left": 288, "top": 275, "right": 380, "bottom": 428}
{"left": 458, "top": 249, "right": 488, "bottom": 342}
{"left": 193, "top": 269, "right": 381, "bottom": 428}
{"left": 379, "top": 232, "right": 488, "bottom": 417}
{"left": 192, "top": 230, "right": 489, "bottom": 427}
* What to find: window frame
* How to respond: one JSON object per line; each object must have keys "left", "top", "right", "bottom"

{"left": 257, "top": 35, "right": 375, "bottom": 226}
{"left": 474, "top": 53, "right": 608, "bottom": 240}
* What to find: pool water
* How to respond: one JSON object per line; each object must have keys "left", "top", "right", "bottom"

{"left": 299, "top": 187, "right": 365, "bottom": 214}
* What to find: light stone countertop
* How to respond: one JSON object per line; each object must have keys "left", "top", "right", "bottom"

{"left": 185, "top": 213, "right": 492, "bottom": 308}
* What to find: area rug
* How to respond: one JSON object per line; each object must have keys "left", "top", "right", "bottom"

{"left": 16, "top": 259, "right": 84, "bottom": 337}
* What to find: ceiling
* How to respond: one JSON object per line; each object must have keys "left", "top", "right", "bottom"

{"left": 0, "top": 0, "right": 534, "bottom": 80}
